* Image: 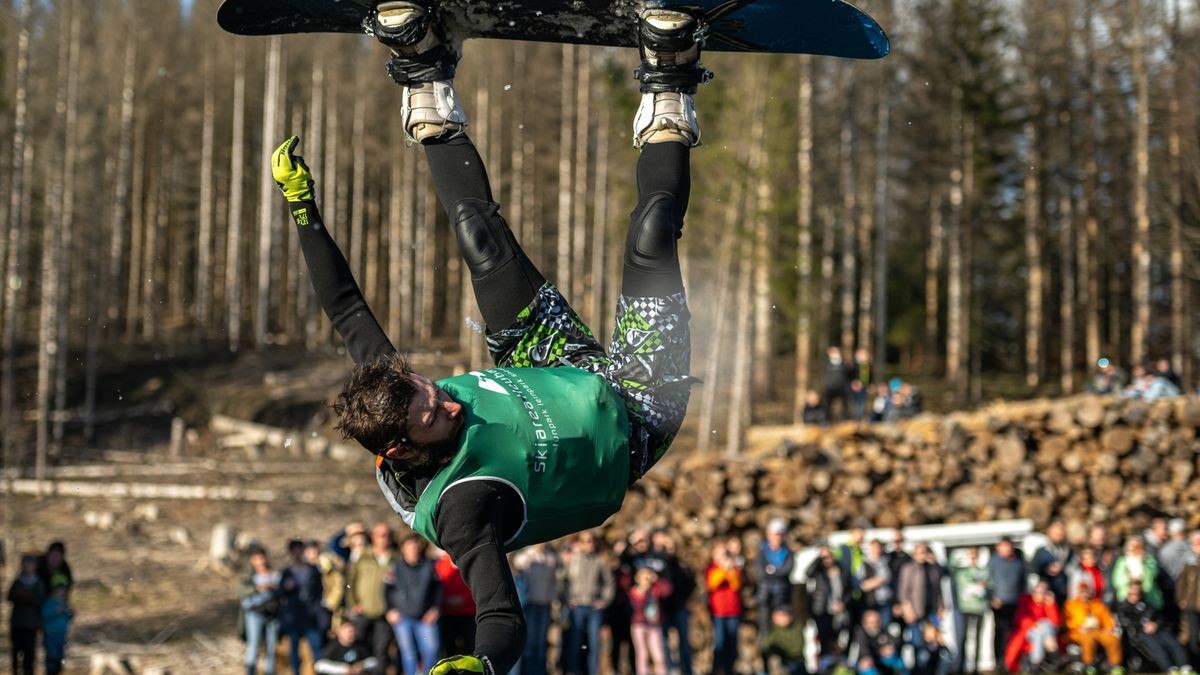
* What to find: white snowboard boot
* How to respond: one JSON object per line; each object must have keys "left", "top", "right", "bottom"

{"left": 373, "top": 1, "right": 466, "bottom": 142}
{"left": 633, "top": 9, "right": 709, "bottom": 147}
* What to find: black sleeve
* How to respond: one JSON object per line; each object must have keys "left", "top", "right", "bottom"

{"left": 288, "top": 200, "right": 395, "bottom": 364}
{"left": 434, "top": 480, "right": 527, "bottom": 675}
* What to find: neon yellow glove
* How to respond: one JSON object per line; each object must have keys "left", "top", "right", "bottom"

{"left": 271, "top": 135, "right": 315, "bottom": 203}
{"left": 430, "top": 655, "right": 486, "bottom": 675}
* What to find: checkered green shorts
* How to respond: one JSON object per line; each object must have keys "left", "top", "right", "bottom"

{"left": 486, "top": 283, "right": 694, "bottom": 479}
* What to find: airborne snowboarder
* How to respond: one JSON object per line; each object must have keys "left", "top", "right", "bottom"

{"left": 271, "top": 3, "right": 708, "bottom": 674}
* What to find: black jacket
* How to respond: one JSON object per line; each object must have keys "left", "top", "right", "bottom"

{"left": 280, "top": 563, "right": 324, "bottom": 632}
{"left": 386, "top": 558, "right": 443, "bottom": 619}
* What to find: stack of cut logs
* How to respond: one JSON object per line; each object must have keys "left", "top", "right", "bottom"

{"left": 605, "top": 395, "right": 1200, "bottom": 559}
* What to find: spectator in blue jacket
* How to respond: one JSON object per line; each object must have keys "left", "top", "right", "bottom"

{"left": 757, "top": 519, "right": 796, "bottom": 650}
{"left": 281, "top": 538, "right": 326, "bottom": 675}
{"left": 386, "top": 535, "right": 443, "bottom": 675}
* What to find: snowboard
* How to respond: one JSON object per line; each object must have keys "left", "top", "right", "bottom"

{"left": 217, "top": 0, "right": 890, "bottom": 59}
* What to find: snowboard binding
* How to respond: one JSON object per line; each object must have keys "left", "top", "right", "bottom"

{"left": 374, "top": 1, "right": 467, "bottom": 142}
{"left": 374, "top": 1, "right": 461, "bottom": 84}
{"left": 634, "top": 9, "right": 712, "bottom": 94}
{"left": 633, "top": 9, "right": 708, "bottom": 147}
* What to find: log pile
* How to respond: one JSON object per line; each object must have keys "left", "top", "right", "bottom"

{"left": 608, "top": 395, "right": 1200, "bottom": 556}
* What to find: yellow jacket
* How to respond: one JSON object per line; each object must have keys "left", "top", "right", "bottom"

{"left": 1065, "top": 597, "right": 1114, "bottom": 638}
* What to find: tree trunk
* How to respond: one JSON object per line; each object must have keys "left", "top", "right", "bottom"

{"left": 556, "top": 44, "right": 575, "bottom": 294}
{"left": 1024, "top": 87, "right": 1043, "bottom": 390}
{"left": 1167, "top": 16, "right": 1188, "bottom": 382}
{"left": 1060, "top": 193, "right": 1076, "bottom": 393}
{"left": 572, "top": 49, "right": 591, "bottom": 304}
{"left": 946, "top": 88, "right": 966, "bottom": 393}
{"left": 400, "top": 145, "right": 417, "bottom": 345}
{"left": 226, "top": 46, "right": 247, "bottom": 350}
{"left": 726, "top": 238, "right": 755, "bottom": 454}
{"left": 53, "top": 8, "right": 82, "bottom": 455}
{"left": 256, "top": 36, "right": 283, "bottom": 347}
{"left": 38, "top": 3, "right": 73, "bottom": 478}
{"left": 1081, "top": 0, "right": 1101, "bottom": 370}
{"left": 856, "top": 96, "right": 876, "bottom": 358}
{"left": 839, "top": 105, "right": 857, "bottom": 354}
{"left": 2, "top": 0, "right": 32, "bottom": 466}
{"left": 872, "top": 93, "right": 891, "bottom": 383}
{"left": 794, "top": 56, "right": 814, "bottom": 421}
{"left": 750, "top": 64, "right": 774, "bottom": 400}
{"left": 1130, "top": 1, "right": 1151, "bottom": 367}
{"left": 509, "top": 45, "right": 527, "bottom": 246}
{"left": 303, "top": 61, "right": 324, "bottom": 349}
{"left": 697, "top": 165, "right": 747, "bottom": 451}
{"left": 925, "top": 191, "right": 943, "bottom": 370}
{"left": 388, "top": 152, "right": 404, "bottom": 343}
{"left": 106, "top": 40, "right": 136, "bottom": 336}
{"left": 819, "top": 203, "right": 836, "bottom": 361}
{"left": 197, "top": 55, "right": 216, "bottom": 328}
{"left": 589, "top": 101, "right": 610, "bottom": 326}
{"left": 140, "top": 138, "right": 163, "bottom": 343}
{"left": 418, "top": 162, "right": 436, "bottom": 346}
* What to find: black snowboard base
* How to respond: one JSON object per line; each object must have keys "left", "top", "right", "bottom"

{"left": 218, "top": 0, "right": 890, "bottom": 59}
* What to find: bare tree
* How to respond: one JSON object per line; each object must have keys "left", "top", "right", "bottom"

{"left": 571, "top": 48, "right": 591, "bottom": 304}
{"left": 750, "top": 63, "right": 775, "bottom": 399}
{"left": 794, "top": 56, "right": 814, "bottom": 421}
{"left": 946, "top": 88, "right": 967, "bottom": 394}
{"left": 226, "top": 45, "right": 247, "bottom": 350}
{"left": 256, "top": 36, "right": 283, "bottom": 346}
{"left": 839, "top": 98, "right": 857, "bottom": 354}
{"left": 1024, "top": 78, "right": 1043, "bottom": 390}
{"left": 1129, "top": 0, "right": 1151, "bottom": 367}
{"left": 556, "top": 44, "right": 575, "bottom": 294}
{"left": 52, "top": 8, "right": 82, "bottom": 453}
{"left": 197, "top": 53, "right": 216, "bottom": 327}
{"left": 925, "top": 192, "right": 943, "bottom": 369}
{"left": 2, "top": 0, "right": 33, "bottom": 465}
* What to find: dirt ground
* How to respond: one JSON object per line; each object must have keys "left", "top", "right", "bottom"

{"left": 0, "top": 347, "right": 466, "bottom": 673}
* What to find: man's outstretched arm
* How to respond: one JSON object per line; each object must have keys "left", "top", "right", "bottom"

{"left": 272, "top": 136, "right": 394, "bottom": 364}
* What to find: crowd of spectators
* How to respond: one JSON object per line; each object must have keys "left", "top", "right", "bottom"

{"left": 805, "top": 351, "right": 1198, "bottom": 429}
{"left": 790, "top": 519, "right": 1200, "bottom": 675}
{"left": 238, "top": 516, "right": 1200, "bottom": 675}
{"left": 803, "top": 347, "right": 923, "bottom": 426}
{"left": 6, "top": 541, "right": 74, "bottom": 675}
{"left": 1087, "top": 357, "right": 1194, "bottom": 402}
{"left": 237, "top": 523, "right": 474, "bottom": 675}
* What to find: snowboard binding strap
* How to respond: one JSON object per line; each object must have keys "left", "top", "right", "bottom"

{"left": 635, "top": 9, "right": 713, "bottom": 94}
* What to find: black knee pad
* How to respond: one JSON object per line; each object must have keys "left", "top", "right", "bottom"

{"left": 452, "top": 198, "right": 517, "bottom": 278}
{"left": 625, "top": 192, "right": 682, "bottom": 272}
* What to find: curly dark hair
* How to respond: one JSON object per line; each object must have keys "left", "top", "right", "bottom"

{"left": 332, "top": 353, "right": 418, "bottom": 456}
{"left": 332, "top": 353, "right": 455, "bottom": 473}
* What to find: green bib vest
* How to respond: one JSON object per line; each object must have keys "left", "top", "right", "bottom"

{"left": 409, "top": 367, "right": 631, "bottom": 551}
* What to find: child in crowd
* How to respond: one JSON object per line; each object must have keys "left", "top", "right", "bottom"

{"left": 8, "top": 554, "right": 45, "bottom": 675}
{"left": 315, "top": 618, "right": 383, "bottom": 675}
{"left": 765, "top": 608, "right": 808, "bottom": 675}
{"left": 41, "top": 580, "right": 73, "bottom": 675}
{"left": 630, "top": 566, "right": 673, "bottom": 675}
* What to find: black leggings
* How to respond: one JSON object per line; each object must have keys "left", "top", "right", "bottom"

{"left": 423, "top": 136, "right": 689, "bottom": 329}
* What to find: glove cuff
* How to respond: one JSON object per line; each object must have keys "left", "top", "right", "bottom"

{"left": 289, "top": 200, "right": 320, "bottom": 227}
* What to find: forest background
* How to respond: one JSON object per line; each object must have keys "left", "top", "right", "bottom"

{"left": 1, "top": 0, "right": 1199, "bottom": 476}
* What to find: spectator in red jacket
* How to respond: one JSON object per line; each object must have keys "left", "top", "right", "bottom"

{"left": 1004, "top": 580, "right": 1062, "bottom": 673}
{"left": 706, "top": 539, "right": 745, "bottom": 675}
{"left": 434, "top": 553, "right": 476, "bottom": 658}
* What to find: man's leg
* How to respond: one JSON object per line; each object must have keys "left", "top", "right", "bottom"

{"left": 594, "top": 9, "right": 708, "bottom": 480}
{"left": 375, "top": 3, "right": 545, "bottom": 331}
